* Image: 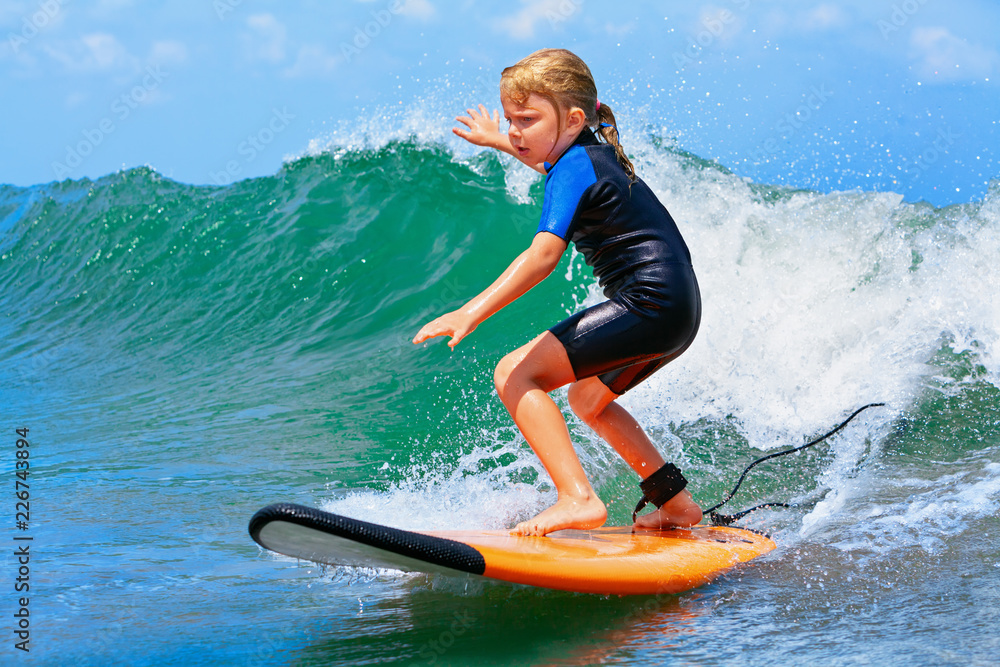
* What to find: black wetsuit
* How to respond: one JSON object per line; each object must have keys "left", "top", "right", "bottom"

{"left": 539, "top": 128, "right": 701, "bottom": 395}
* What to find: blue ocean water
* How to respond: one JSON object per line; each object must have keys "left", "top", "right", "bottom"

{"left": 2, "top": 119, "right": 999, "bottom": 664}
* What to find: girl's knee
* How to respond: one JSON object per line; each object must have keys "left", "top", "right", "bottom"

{"left": 495, "top": 335, "right": 574, "bottom": 398}
{"left": 493, "top": 353, "right": 517, "bottom": 396}
{"left": 568, "top": 382, "right": 603, "bottom": 424}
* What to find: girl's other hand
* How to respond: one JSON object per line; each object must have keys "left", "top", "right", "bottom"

{"left": 413, "top": 310, "right": 477, "bottom": 348}
{"left": 454, "top": 104, "right": 502, "bottom": 148}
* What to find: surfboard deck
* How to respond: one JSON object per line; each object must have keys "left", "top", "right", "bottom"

{"left": 249, "top": 502, "right": 776, "bottom": 596}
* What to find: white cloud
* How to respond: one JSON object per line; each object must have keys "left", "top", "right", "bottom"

{"left": 692, "top": 6, "right": 745, "bottom": 47}
{"left": 81, "top": 33, "right": 126, "bottom": 68}
{"left": 396, "top": 0, "right": 435, "bottom": 20}
{"left": 909, "top": 26, "right": 999, "bottom": 82}
{"left": 149, "top": 40, "right": 187, "bottom": 66}
{"left": 94, "top": 0, "right": 134, "bottom": 12}
{"left": 282, "top": 44, "right": 339, "bottom": 78}
{"left": 42, "top": 32, "right": 139, "bottom": 74}
{"left": 64, "top": 91, "right": 87, "bottom": 108}
{"left": 751, "top": 4, "right": 852, "bottom": 39}
{"left": 603, "top": 21, "right": 636, "bottom": 38}
{"left": 1, "top": 0, "right": 68, "bottom": 32}
{"left": 496, "top": 0, "right": 580, "bottom": 40}
{"left": 800, "top": 4, "right": 849, "bottom": 31}
{"left": 244, "top": 13, "right": 287, "bottom": 63}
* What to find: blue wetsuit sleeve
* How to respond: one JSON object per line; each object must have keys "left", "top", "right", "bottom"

{"left": 537, "top": 147, "right": 598, "bottom": 241}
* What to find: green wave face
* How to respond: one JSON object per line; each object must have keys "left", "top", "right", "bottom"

{"left": 2, "top": 139, "right": 999, "bottom": 532}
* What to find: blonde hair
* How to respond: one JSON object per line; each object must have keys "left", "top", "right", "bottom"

{"left": 500, "top": 48, "right": 635, "bottom": 180}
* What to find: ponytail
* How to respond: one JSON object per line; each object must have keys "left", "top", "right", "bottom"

{"left": 595, "top": 101, "right": 635, "bottom": 182}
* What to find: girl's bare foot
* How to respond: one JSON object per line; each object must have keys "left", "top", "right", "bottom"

{"left": 512, "top": 493, "right": 607, "bottom": 536}
{"left": 633, "top": 489, "right": 702, "bottom": 529}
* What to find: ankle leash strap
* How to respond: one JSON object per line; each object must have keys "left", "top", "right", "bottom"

{"left": 632, "top": 462, "right": 688, "bottom": 523}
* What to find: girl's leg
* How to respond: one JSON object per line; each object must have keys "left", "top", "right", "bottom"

{"left": 567, "top": 377, "right": 702, "bottom": 528}
{"left": 494, "top": 332, "right": 607, "bottom": 536}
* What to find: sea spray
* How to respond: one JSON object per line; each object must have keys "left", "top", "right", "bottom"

{"left": 2, "top": 134, "right": 998, "bottom": 542}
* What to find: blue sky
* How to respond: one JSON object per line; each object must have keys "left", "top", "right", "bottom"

{"left": 2, "top": 0, "right": 998, "bottom": 205}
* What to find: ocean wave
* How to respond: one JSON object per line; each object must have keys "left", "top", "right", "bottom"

{"left": 2, "top": 136, "right": 998, "bottom": 539}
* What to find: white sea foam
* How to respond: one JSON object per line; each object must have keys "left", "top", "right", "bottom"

{"left": 636, "top": 163, "right": 998, "bottom": 441}
{"left": 826, "top": 461, "right": 1000, "bottom": 555}
{"left": 320, "top": 436, "right": 554, "bottom": 531}
{"left": 307, "top": 96, "right": 1000, "bottom": 542}
{"left": 631, "top": 149, "right": 1000, "bottom": 541}
{"left": 301, "top": 96, "right": 1000, "bottom": 435}
{"left": 320, "top": 477, "right": 550, "bottom": 532}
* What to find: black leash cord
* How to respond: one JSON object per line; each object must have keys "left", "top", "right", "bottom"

{"left": 703, "top": 402, "right": 886, "bottom": 524}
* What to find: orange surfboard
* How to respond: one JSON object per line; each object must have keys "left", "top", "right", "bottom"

{"left": 249, "top": 503, "right": 775, "bottom": 596}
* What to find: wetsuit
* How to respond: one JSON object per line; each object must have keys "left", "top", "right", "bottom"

{"left": 539, "top": 127, "right": 701, "bottom": 395}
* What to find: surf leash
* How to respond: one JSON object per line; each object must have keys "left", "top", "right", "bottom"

{"left": 704, "top": 402, "right": 886, "bottom": 526}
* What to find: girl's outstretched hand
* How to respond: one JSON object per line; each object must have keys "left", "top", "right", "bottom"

{"left": 413, "top": 310, "right": 478, "bottom": 348}
{"left": 454, "top": 104, "right": 502, "bottom": 148}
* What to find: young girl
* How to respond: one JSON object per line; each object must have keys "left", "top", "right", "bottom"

{"left": 413, "top": 48, "right": 703, "bottom": 536}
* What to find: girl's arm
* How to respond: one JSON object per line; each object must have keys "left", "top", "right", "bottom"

{"left": 413, "top": 232, "right": 567, "bottom": 348}
{"left": 454, "top": 105, "right": 546, "bottom": 174}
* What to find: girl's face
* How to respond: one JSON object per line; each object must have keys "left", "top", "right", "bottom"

{"left": 501, "top": 93, "right": 585, "bottom": 172}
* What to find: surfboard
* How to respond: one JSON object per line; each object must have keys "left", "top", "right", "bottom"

{"left": 249, "top": 502, "right": 776, "bottom": 595}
